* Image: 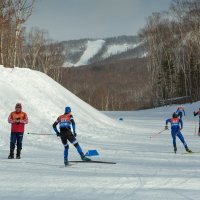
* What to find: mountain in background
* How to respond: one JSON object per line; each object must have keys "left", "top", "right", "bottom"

{"left": 60, "top": 35, "right": 146, "bottom": 67}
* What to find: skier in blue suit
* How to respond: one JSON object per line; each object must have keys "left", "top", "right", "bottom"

{"left": 53, "top": 106, "right": 90, "bottom": 166}
{"left": 176, "top": 105, "right": 185, "bottom": 119}
{"left": 194, "top": 108, "right": 200, "bottom": 136}
{"left": 165, "top": 112, "right": 192, "bottom": 154}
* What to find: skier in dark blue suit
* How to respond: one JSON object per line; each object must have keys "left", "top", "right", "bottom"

{"left": 176, "top": 105, "right": 185, "bottom": 119}
{"left": 194, "top": 108, "right": 200, "bottom": 136}
{"left": 53, "top": 106, "right": 90, "bottom": 166}
{"left": 165, "top": 113, "right": 192, "bottom": 153}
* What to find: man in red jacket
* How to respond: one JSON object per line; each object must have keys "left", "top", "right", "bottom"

{"left": 8, "top": 103, "right": 28, "bottom": 159}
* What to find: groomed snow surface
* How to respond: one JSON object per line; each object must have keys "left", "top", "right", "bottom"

{"left": 0, "top": 66, "right": 200, "bottom": 200}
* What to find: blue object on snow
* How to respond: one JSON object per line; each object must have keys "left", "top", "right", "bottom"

{"left": 119, "top": 118, "right": 123, "bottom": 121}
{"left": 85, "top": 150, "right": 99, "bottom": 157}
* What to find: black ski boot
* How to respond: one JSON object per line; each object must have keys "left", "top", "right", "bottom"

{"left": 185, "top": 146, "right": 192, "bottom": 153}
{"left": 173, "top": 144, "right": 177, "bottom": 154}
{"left": 80, "top": 153, "right": 91, "bottom": 161}
{"left": 64, "top": 158, "right": 69, "bottom": 166}
{"left": 8, "top": 149, "right": 14, "bottom": 159}
{"left": 16, "top": 149, "right": 21, "bottom": 159}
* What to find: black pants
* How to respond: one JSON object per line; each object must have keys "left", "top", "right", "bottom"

{"left": 10, "top": 132, "right": 24, "bottom": 150}
{"left": 60, "top": 128, "right": 77, "bottom": 146}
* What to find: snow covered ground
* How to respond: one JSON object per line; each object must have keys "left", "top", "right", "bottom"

{"left": 0, "top": 66, "right": 200, "bottom": 200}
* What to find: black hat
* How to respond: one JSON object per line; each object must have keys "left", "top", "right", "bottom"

{"left": 172, "top": 112, "right": 178, "bottom": 118}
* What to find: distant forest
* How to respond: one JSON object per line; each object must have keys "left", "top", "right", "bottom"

{"left": 59, "top": 58, "right": 150, "bottom": 110}
{"left": 140, "top": 0, "right": 200, "bottom": 105}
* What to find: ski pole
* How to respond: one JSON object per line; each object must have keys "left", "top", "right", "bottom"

{"left": 150, "top": 129, "right": 166, "bottom": 139}
{"left": 27, "top": 132, "right": 55, "bottom": 136}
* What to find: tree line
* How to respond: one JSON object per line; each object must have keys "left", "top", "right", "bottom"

{"left": 140, "top": 0, "right": 200, "bottom": 105}
{"left": 0, "top": 0, "right": 64, "bottom": 82}
{"left": 60, "top": 58, "right": 150, "bottom": 110}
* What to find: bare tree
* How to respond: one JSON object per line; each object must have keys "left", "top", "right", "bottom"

{"left": 11, "top": 0, "right": 35, "bottom": 67}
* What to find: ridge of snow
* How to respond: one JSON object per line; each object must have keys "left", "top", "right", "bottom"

{"left": 0, "top": 65, "right": 126, "bottom": 147}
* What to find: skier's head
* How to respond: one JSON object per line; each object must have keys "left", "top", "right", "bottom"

{"left": 15, "top": 103, "right": 22, "bottom": 113}
{"left": 65, "top": 106, "right": 71, "bottom": 114}
{"left": 172, "top": 112, "right": 178, "bottom": 118}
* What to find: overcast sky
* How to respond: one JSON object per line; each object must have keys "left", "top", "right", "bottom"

{"left": 25, "top": 0, "right": 172, "bottom": 41}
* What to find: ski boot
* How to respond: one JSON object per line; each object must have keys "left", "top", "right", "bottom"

{"left": 16, "top": 149, "right": 21, "bottom": 159}
{"left": 8, "top": 149, "right": 14, "bottom": 159}
{"left": 173, "top": 144, "right": 177, "bottom": 154}
{"left": 185, "top": 146, "right": 192, "bottom": 153}
{"left": 80, "top": 153, "right": 91, "bottom": 161}
{"left": 64, "top": 158, "right": 69, "bottom": 166}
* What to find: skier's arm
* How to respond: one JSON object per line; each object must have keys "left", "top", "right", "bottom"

{"left": 52, "top": 119, "right": 60, "bottom": 135}
{"left": 70, "top": 115, "right": 76, "bottom": 136}
{"left": 8, "top": 113, "right": 14, "bottom": 124}
{"left": 179, "top": 119, "right": 183, "bottom": 129}
{"left": 176, "top": 109, "right": 179, "bottom": 114}
{"left": 165, "top": 119, "right": 170, "bottom": 129}
{"left": 20, "top": 113, "right": 28, "bottom": 124}
{"left": 70, "top": 118, "right": 76, "bottom": 132}
{"left": 166, "top": 119, "right": 170, "bottom": 125}
{"left": 194, "top": 111, "right": 198, "bottom": 116}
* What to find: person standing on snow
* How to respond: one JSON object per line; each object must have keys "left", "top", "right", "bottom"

{"left": 176, "top": 105, "right": 185, "bottom": 119}
{"left": 8, "top": 103, "right": 28, "bottom": 159}
{"left": 165, "top": 112, "right": 192, "bottom": 154}
{"left": 53, "top": 106, "right": 90, "bottom": 166}
{"left": 194, "top": 108, "right": 200, "bottom": 136}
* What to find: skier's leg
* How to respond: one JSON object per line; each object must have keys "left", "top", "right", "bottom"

{"left": 177, "top": 132, "right": 191, "bottom": 152}
{"left": 60, "top": 133, "right": 69, "bottom": 165}
{"left": 67, "top": 130, "right": 90, "bottom": 161}
{"left": 16, "top": 133, "right": 24, "bottom": 159}
{"left": 8, "top": 133, "right": 16, "bottom": 159}
{"left": 177, "top": 131, "right": 187, "bottom": 146}
{"left": 171, "top": 131, "right": 177, "bottom": 153}
{"left": 63, "top": 144, "right": 69, "bottom": 166}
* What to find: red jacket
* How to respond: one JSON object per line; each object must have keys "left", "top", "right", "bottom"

{"left": 8, "top": 111, "right": 28, "bottom": 133}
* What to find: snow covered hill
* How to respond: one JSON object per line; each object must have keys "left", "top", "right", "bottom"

{"left": 0, "top": 65, "right": 124, "bottom": 144}
{"left": 62, "top": 35, "right": 145, "bottom": 67}
{"left": 1, "top": 66, "right": 200, "bottom": 200}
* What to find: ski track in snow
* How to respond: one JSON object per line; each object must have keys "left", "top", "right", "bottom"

{"left": 0, "top": 66, "right": 200, "bottom": 199}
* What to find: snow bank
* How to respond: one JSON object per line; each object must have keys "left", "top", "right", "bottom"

{"left": 0, "top": 65, "right": 125, "bottom": 148}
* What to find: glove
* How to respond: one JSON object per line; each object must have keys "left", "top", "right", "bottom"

{"left": 15, "top": 118, "right": 20, "bottom": 124}
{"left": 194, "top": 111, "right": 196, "bottom": 116}
{"left": 56, "top": 132, "right": 60, "bottom": 137}
{"left": 165, "top": 125, "right": 168, "bottom": 130}
{"left": 73, "top": 132, "right": 77, "bottom": 137}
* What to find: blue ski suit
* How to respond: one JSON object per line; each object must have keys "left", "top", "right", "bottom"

{"left": 166, "top": 117, "right": 188, "bottom": 148}
{"left": 194, "top": 110, "right": 200, "bottom": 133}
{"left": 176, "top": 107, "right": 185, "bottom": 119}
{"left": 52, "top": 112, "right": 85, "bottom": 163}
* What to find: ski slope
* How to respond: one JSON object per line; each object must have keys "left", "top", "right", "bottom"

{"left": 1, "top": 66, "right": 200, "bottom": 200}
